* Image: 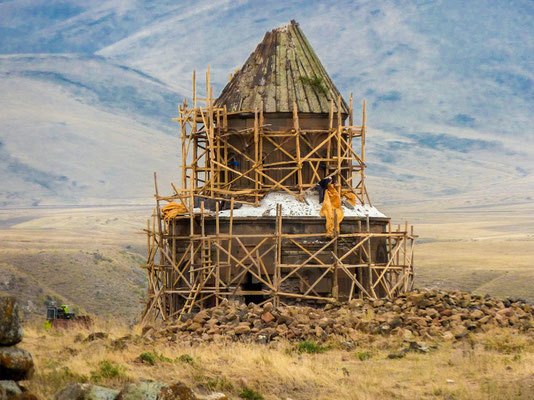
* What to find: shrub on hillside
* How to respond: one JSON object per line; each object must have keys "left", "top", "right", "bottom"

{"left": 295, "top": 340, "right": 328, "bottom": 354}
{"left": 139, "top": 351, "right": 173, "bottom": 365}
{"left": 240, "top": 387, "right": 264, "bottom": 400}
{"left": 139, "top": 352, "right": 156, "bottom": 365}
{"left": 90, "top": 360, "right": 126, "bottom": 383}
{"left": 177, "top": 354, "right": 194, "bottom": 364}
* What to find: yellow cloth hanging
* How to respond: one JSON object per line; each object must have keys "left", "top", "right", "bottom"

{"left": 341, "top": 189, "right": 357, "bottom": 206}
{"left": 320, "top": 184, "right": 344, "bottom": 236}
{"left": 161, "top": 201, "right": 188, "bottom": 220}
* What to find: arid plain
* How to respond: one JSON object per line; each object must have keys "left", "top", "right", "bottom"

{"left": 1, "top": 200, "right": 533, "bottom": 319}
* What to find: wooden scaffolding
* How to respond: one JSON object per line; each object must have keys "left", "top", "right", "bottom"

{"left": 140, "top": 70, "right": 415, "bottom": 325}
{"left": 174, "top": 68, "right": 368, "bottom": 207}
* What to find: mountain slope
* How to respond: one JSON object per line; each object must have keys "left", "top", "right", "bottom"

{"left": 0, "top": 0, "right": 533, "bottom": 207}
{"left": 0, "top": 54, "right": 181, "bottom": 206}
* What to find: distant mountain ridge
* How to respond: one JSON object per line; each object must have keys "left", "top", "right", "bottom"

{"left": 0, "top": 54, "right": 180, "bottom": 206}
{"left": 0, "top": 0, "right": 532, "bottom": 208}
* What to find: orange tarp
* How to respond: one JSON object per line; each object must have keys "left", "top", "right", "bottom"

{"left": 161, "top": 202, "right": 188, "bottom": 221}
{"left": 320, "top": 184, "right": 344, "bottom": 236}
{"left": 341, "top": 189, "right": 356, "bottom": 206}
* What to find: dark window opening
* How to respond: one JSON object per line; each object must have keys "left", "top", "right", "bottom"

{"left": 242, "top": 272, "right": 265, "bottom": 305}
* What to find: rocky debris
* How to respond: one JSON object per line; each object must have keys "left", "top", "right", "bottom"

{"left": 158, "top": 382, "right": 196, "bottom": 400}
{"left": 152, "top": 290, "right": 534, "bottom": 344}
{"left": 0, "top": 296, "right": 38, "bottom": 400}
{"left": 196, "top": 394, "right": 227, "bottom": 400}
{"left": 55, "top": 383, "right": 119, "bottom": 400}
{"left": 387, "top": 341, "right": 435, "bottom": 359}
{"left": 118, "top": 381, "right": 168, "bottom": 399}
{"left": 55, "top": 381, "right": 226, "bottom": 400}
{"left": 84, "top": 332, "right": 109, "bottom": 342}
{"left": 110, "top": 336, "right": 130, "bottom": 351}
{"left": 0, "top": 296, "right": 23, "bottom": 346}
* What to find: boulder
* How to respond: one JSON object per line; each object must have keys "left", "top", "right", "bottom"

{"left": 497, "top": 308, "right": 514, "bottom": 318}
{"left": 275, "top": 324, "right": 288, "bottom": 335}
{"left": 261, "top": 312, "right": 275, "bottom": 324}
{"left": 388, "top": 317, "right": 402, "bottom": 329}
{"left": 0, "top": 296, "right": 23, "bottom": 346}
{"left": 224, "top": 312, "right": 237, "bottom": 322}
{"left": 84, "top": 332, "right": 109, "bottom": 342}
{"left": 206, "top": 327, "right": 221, "bottom": 335}
{"left": 159, "top": 383, "right": 196, "bottom": 400}
{"left": 401, "top": 328, "right": 415, "bottom": 341}
{"left": 236, "top": 310, "right": 248, "bottom": 322}
{"left": 13, "top": 392, "right": 41, "bottom": 400}
{"left": 387, "top": 352, "right": 406, "bottom": 359}
{"left": 295, "top": 314, "right": 310, "bottom": 324}
{"left": 317, "top": 317, "right": 332, "bottom": 329}
{"left": 378, "top": 323, "right": 391, "bottom": 334}
{"left": 407, "top": 292, "right": 425, "bottom": 306}
{"left": 188, "top": 323, "right": 203, "bottom": 332}
{"left": 470, "top": 309, "right": 484, "bottom": 320}
{"left": 234, "top": 323, "right": 251, "bottom": 335}
{"left": 0, "top": 380, "right": 22, "bottom": 397}
{"left": 406, "top": 316, "right": 427, "bottom": 329}
{"left": 118, "top": 381, "right": 167, "bottom": 400}
{"left": 453, "top": 326, "right": 468, "bottom": 339}
{"left": 55, "top": 383, "right": 119, "bottom": 400}
{"left": 314, "top": 326, "right": 325, "bottom": 337}
{"left": 262, "top": 302, "right": 273, "bottom": 313}
{"left": 465, "top": 322, "right": 478, "bottom": 330}
{"left": 0, "top": 346, "right": 34, "bottom": 381}
{"left": 193, "top": 311, "right": 210, "bottom": 324}
{"left": 196, "top": 393, "right": 227, "bottom": 400}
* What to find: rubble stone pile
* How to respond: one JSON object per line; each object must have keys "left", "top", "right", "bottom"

{"left": 54, "top": 381, "right": 227, "bottom": 400}
{"left": 0, "top": 296, "right": 37, "bottom": 399}
{"left": 155, "top": 290, "right": 534, "bottom": 343}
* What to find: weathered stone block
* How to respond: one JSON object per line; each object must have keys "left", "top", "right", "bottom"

{"left": 0, "top": 380, "right": 22, "bottom": 397}
{"left": 0, "top": 346, "right": 34, "bottom": 381}
{"left": 54, "top": 383, "right": 119, "bottom": 400}
{"left": 159, "top": 382, "right": 196, "bottom": 400}
{"left": 118, "top": 381, "right": 167, "bottom": 400}
{"left": 0, "top": 296, "right": 23, "bottom": 346}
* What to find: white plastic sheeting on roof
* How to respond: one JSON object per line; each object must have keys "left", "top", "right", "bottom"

{"left": 215, "top": 191, "right": 387, "bottom": 218}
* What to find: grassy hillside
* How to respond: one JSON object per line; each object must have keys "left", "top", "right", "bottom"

{"left": 0, "top": 206, "right": 150, "bottom": 322}
{"left": 22, "top": 319, "right": 534, "bottom": 399}
{"left": 0, "top": 247, "right": 146, "bottom": 319}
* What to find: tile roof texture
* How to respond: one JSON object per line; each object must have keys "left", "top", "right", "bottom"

{"left": 215, "top": 20, "right": 349, "bottom": 115}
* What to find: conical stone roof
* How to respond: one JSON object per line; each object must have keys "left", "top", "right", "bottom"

{"left": 215, "top": 20, "right": 349, "bottom": 115}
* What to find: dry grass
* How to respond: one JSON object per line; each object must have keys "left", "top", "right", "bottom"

{"left": 3, "top": 203, "right": 534, "bottom": 398}
{"left": 21, "top": 320, "right": 534, "bottom": 400}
